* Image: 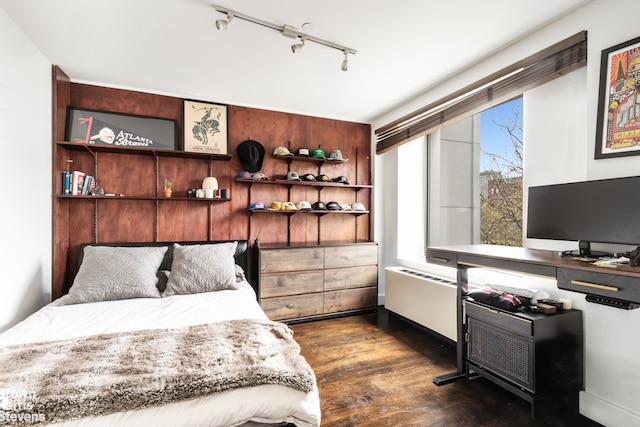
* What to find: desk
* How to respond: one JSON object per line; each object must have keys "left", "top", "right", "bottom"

{"left": 425, "top": 244, "right": 640, "bottom": 385}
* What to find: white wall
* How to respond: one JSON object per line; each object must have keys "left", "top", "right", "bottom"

{"left": 0, "top": 9, "right": 52, "bottom": 333}
{"left": 373, "top": 0, "right": 640, "bottom": 425}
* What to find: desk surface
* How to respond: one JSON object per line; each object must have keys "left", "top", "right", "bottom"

{"left": 427, "top": 244, "right": 640, "bottom": 279}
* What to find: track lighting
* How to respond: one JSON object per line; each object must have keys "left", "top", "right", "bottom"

{"left": 341, "top": 51, "right": 349, "bottom": 72}
{"left": 291, "top": 37, "right": 305, "bottom": 54}
{"left": 211, "top": 4, "right": 357, "bottom": 71}
{"left": 215, "top": 13, "right": 232, "bottom": 30}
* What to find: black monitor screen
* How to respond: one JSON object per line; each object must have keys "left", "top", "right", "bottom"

{"left": 527, "top": 176, "right": 640, "bottom": 246}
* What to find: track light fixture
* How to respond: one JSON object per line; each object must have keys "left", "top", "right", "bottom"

{"left": 215, "top": 13, "right": 232, "bottom": 30}
{"left": 211, "top": 4, "right": 357, "bottom": 71}
{"left": 291, "top": 37, "right": 305, "bottom": 54}
{"left": 341, "top": 51, "right": 349, "bottom": 72}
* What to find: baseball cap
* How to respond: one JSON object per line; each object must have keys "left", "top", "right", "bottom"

{"left": 326, "top": 201, "right": 341, "bottom": 210}
{"left": 287, "top": 171, "right": 302, "bottom": 181}
{"left": 296, "top": 148, "right": 310, "bottom": 157}
{"left": 301, "top": 173, "right": 316, "bottom": 182}
{"left": 352, "top": 202, "right": 366, "bottom": 211}
{"left": 251, "top": 172, "right": 270, "bottom": 180}
{"left": 311, "top": 146, "right": 326, "bottom": 159}
{"left": 341, "top": 203, "right": 352, "bottom": 211}
{"left": 268, "top": 201, "right": 284, "bottom": 211}
{"left": 316, "top": 174, "right": 331, "bottom": 182}
{"left": 248, "top": 202, "right": 266, "bottom": 211}
{"left": 273, "top": 146, "right": 294, "bottom": 157}
{"left": 312, "top": 201, "right": 326, "bottom": 210}
{"left": 328, "top": 150, "right": 345, "bottom": 161}
{"left": 235, "top": 171, "right": 251, "bottom": 180}
{"left": 332, "top": 176, "right": 349, "bottom": 185}
{"left": 297, "top": 201, "right": 312, "bottom": 210}
{"left": 282, "top": 202, "right": 298, "bottom": 211}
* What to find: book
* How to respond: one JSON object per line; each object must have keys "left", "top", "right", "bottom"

{"left": 82, "top": 175, "right": 94, "bottom": 195}
{"left": 62, "top": 171, "right": 71, "bottom": 195}
{"left": 72, "top": 171, "right": 85, "bottom": 196}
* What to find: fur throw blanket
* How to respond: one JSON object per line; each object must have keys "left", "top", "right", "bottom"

{"left": 0, "top": 319, "right": 316, "bottom": 425}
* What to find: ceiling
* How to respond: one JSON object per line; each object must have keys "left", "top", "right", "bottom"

{"left": 1, "top": 0, "right": 592, "bottom": 123}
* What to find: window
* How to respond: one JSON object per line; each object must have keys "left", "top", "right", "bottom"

{"left": 479, "top": 98, "right": 523, "bottom": 246}
{"left": 388, "top": 32, "right": 585, "bottom": 265}
{"left": 397, "top": 97, "right": 523, "bottom": 264}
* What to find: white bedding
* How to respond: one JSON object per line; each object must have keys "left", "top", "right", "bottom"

{"left": 0, "top": 282, "right": 320, "bottom": 427}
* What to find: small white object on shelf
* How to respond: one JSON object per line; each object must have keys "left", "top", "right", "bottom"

{"left": 202, "top": 177, "right": 218, "bottom": 190}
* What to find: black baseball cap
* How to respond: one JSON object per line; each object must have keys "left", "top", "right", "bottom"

{"left": 332, "top": 176, "right": 349, "bottom": 185}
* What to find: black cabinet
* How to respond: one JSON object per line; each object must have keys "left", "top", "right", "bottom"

{"left": 465, "top": 300, "right": 583, "bottom": 418}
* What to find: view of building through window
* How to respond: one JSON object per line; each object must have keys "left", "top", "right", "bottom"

{"left": 479, "top": 97, "right": 523, "bottom": 246}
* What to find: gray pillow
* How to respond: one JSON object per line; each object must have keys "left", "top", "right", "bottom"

{"left": 62, "top": 246, "right": 168, "bottom": 305}
{"left": 163, "top": 242, "right": 238, "bottom": 296}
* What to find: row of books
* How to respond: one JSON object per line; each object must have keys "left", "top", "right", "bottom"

{"left": 62, "top": 170, "right": 96, "bottom": 196}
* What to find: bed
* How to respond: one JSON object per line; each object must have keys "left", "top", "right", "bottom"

{"left": 0, "top": 240, "right": 320, "bottom": 427}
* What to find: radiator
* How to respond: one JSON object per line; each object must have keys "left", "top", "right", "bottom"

{"left": 384, "top": 267, "right": 457, "bottom": 341}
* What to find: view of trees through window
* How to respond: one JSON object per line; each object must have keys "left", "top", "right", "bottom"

{"left": 479, "top": 97, "right": 523, "bottom": 246}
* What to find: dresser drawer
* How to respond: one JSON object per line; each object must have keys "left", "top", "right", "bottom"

{"left": 260, "top": 248, "right": 323, "bottom": 274}
{"left": 261, "top": 293, "right": 324, "bottom": 321}
{"left": 324, "top": 244, "right": 377, "bottom": 268}
{"left": 324, "top": 265, "right": 378, "bottom": 291}
{"left": 324, "top": 287, "right": 377, "bottom": 313}
{"left": 260, "top": 271, "right": 324, "bottom": 298}
{"left": 557, "top": 268, "right": 640, "bottom": 304}
{"left": 466, "top": 301, "right": 532, "bottom": 337}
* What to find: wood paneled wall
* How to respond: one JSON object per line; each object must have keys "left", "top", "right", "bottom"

{"left": 52, "top": 66, "right": 372, "bottom": 298}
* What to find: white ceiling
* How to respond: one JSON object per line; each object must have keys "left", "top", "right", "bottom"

{"left": 1, "top": 0, "right": 592, "bottom": 123}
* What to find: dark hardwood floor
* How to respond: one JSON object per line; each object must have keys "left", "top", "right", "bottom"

{"left": 289, "top": 308, "right": 603, "bottom": 427}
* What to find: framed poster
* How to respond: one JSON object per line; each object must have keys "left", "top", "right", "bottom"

{"left": 183, "top": 100, "right": 228, "bottom": 154}
{"left": 66, "top": 108, "right": 177, "bottom": 151}
{"left": 595, "top": 35, "right": 640, "bottom": 159}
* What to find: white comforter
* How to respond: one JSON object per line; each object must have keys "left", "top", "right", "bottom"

{"left": 0, "top": 283, "right": 320, "bottom": 427}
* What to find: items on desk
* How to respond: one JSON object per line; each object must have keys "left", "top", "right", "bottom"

{"left": 629, "top": 247, "right": 640, "bottom": 267}
{"left": 592, "top": 257, "right": 629, "bottom": 268}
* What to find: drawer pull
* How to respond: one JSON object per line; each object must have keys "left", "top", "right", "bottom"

{"left": 571, "top": 280, "right": 618, "bottom": 292}
{"left": 430, "top": 256, "right": 450, "bottom": 263}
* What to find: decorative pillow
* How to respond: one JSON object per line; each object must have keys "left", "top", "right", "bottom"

{"left": 163, "top": 242, "right": 239, "bottom": 296}
{"left": 63, "top": 246, "right": 168, "bottom": 305}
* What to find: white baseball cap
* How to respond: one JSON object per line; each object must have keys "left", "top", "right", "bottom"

{"left": 273, "top": 146, "right": 294, "bottom": 156}
{"left": 297, "top": 201, "right": 312, "bottom": 210}
{"left": 352, "top": 202, "right": 366, "bottom": 211}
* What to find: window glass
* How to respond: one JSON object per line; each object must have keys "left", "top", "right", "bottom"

{"left": 397, "top": 97, "right": 523, "bottom": 263}
{"left": 479, "top": 98, "right": 523, "bottom": 246}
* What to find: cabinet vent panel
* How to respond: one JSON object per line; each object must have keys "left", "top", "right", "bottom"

{"left": 468, "top": 319, "right": 534, "bottom": 390}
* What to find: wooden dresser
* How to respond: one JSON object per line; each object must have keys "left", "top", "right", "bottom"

{"left": 258, "top": 242, "right": 378, "bottom": 321}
